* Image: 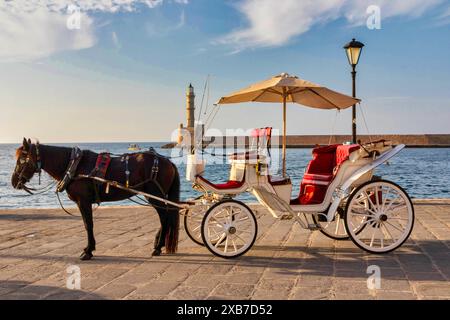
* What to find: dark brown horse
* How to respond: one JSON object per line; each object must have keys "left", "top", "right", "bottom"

{"left": 11, "top": 138, "right": 180, "bottom": 260}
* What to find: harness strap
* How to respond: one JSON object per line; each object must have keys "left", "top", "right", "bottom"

{"left": 35, "top": 142, "right": 42, "bottom": 185}
{"left": 56, "top": 147, "right": 83, "bottom": 193}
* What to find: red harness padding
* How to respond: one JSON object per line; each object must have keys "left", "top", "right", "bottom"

{"left": 91, "top": 153, "right": 111, "bottom": 179}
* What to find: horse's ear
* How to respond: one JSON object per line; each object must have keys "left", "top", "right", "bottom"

{"left": 27, "top": 138, "right": 32, "bottom": 145}
{"left": 23, "top": 138, "right": 29, "bottom": 149}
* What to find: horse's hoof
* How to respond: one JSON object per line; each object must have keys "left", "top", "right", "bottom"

{"left": 152, "top": 249, "right": 161, "bottom": 256}
{"left": 80, "top": 251, "right": 93, "bottom": 261}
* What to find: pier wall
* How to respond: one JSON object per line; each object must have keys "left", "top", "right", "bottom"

{"left": 205, "top": 134, "right": 450, "bottom": 148}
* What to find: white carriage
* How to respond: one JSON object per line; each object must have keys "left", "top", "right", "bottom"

{"left": 183, "top": 129, "right": 414, "bottom": 259}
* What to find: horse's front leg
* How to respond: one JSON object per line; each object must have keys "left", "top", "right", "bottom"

{"left": 78, "top": 201, "right": 96, "bottom": 261}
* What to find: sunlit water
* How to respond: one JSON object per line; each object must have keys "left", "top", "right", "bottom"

{"left": 0, "top": 143, "right": 448, "bottom": 209}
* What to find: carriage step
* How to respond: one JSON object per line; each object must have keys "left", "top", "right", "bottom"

{"left": 280, "top": 213, "right": 294, "bottom": 220}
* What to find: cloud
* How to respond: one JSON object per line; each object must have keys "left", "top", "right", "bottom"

{"left": 0, "top": 8, "right": 95, "bottom": 62}
{"left": 0, "top": 0, "right": 188, "bottom": 62}
{"left": 435, "top": 5, "right": 450, "bottom": 25}
{"left": 219, "top": 0, "right": 444, "bottom": 50}
{"left": 145, "top": 9, "right": 186, "bottom": 37}
{"left": 111, "top": 31, "right": 121, "bottom": 49}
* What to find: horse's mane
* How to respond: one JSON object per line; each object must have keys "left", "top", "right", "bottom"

{"left": 15, "top": 139, "right": 40, "bottom": 160}
{"left": 15, "top": 147, "right": 23, "bottom": 160}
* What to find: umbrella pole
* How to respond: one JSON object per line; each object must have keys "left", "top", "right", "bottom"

{"left": 282, "top": 94, "right": 287, "bottom": 177}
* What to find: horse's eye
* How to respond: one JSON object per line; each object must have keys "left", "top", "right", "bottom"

{"left": 19, "top": 158, "right": 26, "bottom": 164}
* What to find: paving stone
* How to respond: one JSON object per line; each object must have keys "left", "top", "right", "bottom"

{"left": 333, "top": 293, "right": 375, "bottom": 300}
{"left": 251, "top": 289, "right": 290, "bottom": 300}
{"left": 170, "top": 286, "right": 212, "bottom": 300}
{"left": 414, "top": 283, "right": 450, "bottom": 298}
{"left": 290, "top": 286, "right": 331, "bottom": 300}
{"left": 376, "top": 291, "right": 417, "bottom": 300}
{"left": 225, "top": 272, "right": 262, "bottom": 285}
{"left": 211, "top": 284, "right": 254, "bottom": 298}
{"left": 134, "top": 280, "right": 181, "bottom": 296}
{"left": 95, "top": 283, "right": 136, "bottom": 299}
{"left": 0, "top": 204, "right": 449, "bottom": 300}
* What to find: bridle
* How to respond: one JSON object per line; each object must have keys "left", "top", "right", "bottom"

{"left": 14, "top": 142, "right": 42, "bottom": 193}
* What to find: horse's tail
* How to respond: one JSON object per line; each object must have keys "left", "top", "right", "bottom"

{"left": 165, "top": 164, "right": 180, "bottom": 254}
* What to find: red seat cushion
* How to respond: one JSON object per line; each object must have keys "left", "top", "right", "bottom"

{"left": 292, "top": 144, "right": 361, "bottom": 205}
{"left": 197, "top": 176, "right": 244, "bottom": 190}
{"left": 336, "top": 144, "right": 360, "bottom": 166}
{"left": 307, "top": 144, "right": 339, "bottom": 174}
{"left": 301, "top": 173, "right": 333, "bottom": 184}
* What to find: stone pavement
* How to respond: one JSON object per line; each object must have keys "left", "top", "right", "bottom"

{"left": 0, "top": 201, "right": 449, "bottom": 300}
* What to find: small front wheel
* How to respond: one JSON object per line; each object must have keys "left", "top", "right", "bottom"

{"left": 184, "top": 204, "right": 209, "bottom": 246}
{"left": 344, "top": 180, "right": 414, "bottom": 254}
{"left": 201, "top": 200, "right": 257, "bottom": 258}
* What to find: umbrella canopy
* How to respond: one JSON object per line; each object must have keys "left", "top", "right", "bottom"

{"left": 217, "top": 73, "right": 360, "bottom": 176}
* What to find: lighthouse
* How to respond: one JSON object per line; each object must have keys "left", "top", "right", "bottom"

{"left": 177, "top": 84, "right": 196, "bottom": 151}
{"left": 186, "top": 83, "right": 195, "bottom": 129}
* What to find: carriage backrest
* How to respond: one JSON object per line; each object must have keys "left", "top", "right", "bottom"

{"left": 293, "top": 144, "right": 361, "bottom": 205}
{"left": 250, "top": 127, "right": 272, "bottom": 153}
{"left": 305, "top": 144, "right": 339, "bottom": 175}
{"left": 305, "top": 144, "right": 360, "bottom": 176}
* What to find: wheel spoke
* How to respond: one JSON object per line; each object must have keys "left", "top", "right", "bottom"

{"left": 375, "top": 185, "right": 381, "bottom": 212}
{"left": 363, "top": 191, "right": 377, "bottom": 211}
{"left": 369, "top": 227, "right": 376, "bottom": 247}
{"left": 384, "top": 195, "right": 403, "bottom": 213}
{"left": 214, "top": 232, "right": 227, "bottom": 248}
{"left": 381, "top": 222, "right": 395, "bottom": 241}
{"left": 381, "top": 188, "right": 391, "bottom": 212}
{"left": 389, "top": 204, "right": 407, "bottom": 214}
{"left": 224, "top": 236, "right": 229, "bottom": 253}
{"left": 231, "top": 238, "right": 238, "bottom": 252}
{"left": 210, "top": 216, "right": 225, "bottom": 228}
{"left": 335, "top": 214, "right": 341, "bottom": 234}
{"left": 234, "top": 233, "right": 248, "bottom": 244}
{"left": 384, "top": 220, "right": 405, "bottom": 233}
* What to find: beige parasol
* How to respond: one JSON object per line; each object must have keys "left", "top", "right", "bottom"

{"left": 217, "top": 73, "right": 360, "bottom": 176}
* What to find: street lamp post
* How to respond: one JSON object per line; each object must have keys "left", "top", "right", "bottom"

{"left": 344, "top": 38, "right": 364, "bottom": 144}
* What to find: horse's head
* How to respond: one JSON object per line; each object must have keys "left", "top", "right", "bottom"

{"left": 11, "top": 138, "right": 41, "bottom": 192}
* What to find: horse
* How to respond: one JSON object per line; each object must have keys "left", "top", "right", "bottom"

{"left": 11, "top": 138, "right": 180, "bottom": 261}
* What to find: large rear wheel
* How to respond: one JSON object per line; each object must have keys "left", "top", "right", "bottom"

{"left": 344, "top": 180, "right": 414, "bottom": 254}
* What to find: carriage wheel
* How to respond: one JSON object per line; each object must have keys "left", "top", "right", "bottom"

{"left": 201, "top": 200, "right": 257, "bottom": 259}
{"left": 312, "top": 203, "right": 367, "bottom": 240}
{"left": 312, "top": 208, "right": 351, "bottom": 240}
{"left": 184, "top": 204, "right": 209, "bottom": 246}
{"left": 344, "top": 180, "right": 414, "bottom": 254}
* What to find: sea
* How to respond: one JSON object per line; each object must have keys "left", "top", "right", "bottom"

{"left": 0, "top": 143, "right": 448, "bottom": 209}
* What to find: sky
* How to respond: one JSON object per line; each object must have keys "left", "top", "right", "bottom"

{"left": 0, "top": 0, "right": 449, "bottom": 143}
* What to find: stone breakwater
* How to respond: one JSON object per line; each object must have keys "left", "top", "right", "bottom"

{"left": 206, "top": 134, "right": 450, "bottom": 148}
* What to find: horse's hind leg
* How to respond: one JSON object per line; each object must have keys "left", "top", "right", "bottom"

{"left": 78, "top": 201, "right": 96, "bottom": 261}
{"left": 152, "top": 207, "right": 168, "bottom": 256}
